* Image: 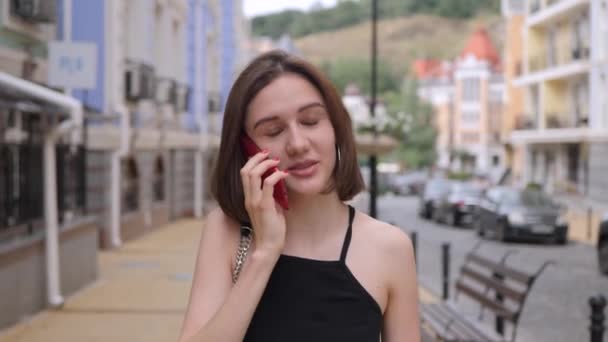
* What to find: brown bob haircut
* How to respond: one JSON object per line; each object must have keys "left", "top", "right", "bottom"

{"left": 210, "top": 50, "right": 365, "bottom": 224}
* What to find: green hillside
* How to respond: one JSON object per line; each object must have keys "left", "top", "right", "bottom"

{"left": 294, "top": 14, "right": 504, "bottom": 79}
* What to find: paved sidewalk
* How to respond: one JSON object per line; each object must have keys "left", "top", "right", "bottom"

{"left": 0, "top": 219, "right": 201, "bottom": 342}
{"left": 0, "top": 217, "right": 437, "bottom": 342}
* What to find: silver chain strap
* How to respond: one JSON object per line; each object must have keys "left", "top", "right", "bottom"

{"left": 232, "top": 226, "right": 253, "bottom": 284}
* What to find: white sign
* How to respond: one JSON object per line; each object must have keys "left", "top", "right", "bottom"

{"left": 48, "top": 41, "right": 97, "bottom": 89}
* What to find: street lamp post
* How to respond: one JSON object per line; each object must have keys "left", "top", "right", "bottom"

{"left": 369, "top": 0, "right": 378, "bottom": 218}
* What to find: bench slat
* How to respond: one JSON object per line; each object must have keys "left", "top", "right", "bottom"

{"left": 422, "top": 303, "right": 497, "bottom": 341}
{"left": 435, "top": 304, "right": 500, "bottom": 341}
{"left": 467, "top": 254, "right": 532, "bottom": 284}
{"left": 421, "top": 305, "right": 458, "bottom": 341}
{"left": 442, "top": 303, "right": 505, "bottom": 342}
{"left": 460, "top": 265, "right": 527, "bottom": 303}
{"left": 455, "top": 281, "right": 518, "bottom": 322}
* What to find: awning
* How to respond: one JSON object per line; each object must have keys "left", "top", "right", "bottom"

{"left": 0, "top": 72, "right": 80, "bottom": 118}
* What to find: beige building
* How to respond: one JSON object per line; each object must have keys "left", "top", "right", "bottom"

{"left": 414, "top": 28, "right": 506, "bottom": 182}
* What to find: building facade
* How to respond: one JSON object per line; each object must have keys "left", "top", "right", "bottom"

{"left": 0, "top": 0, "right": 248, "bottom": 330}
{"left": 511, "top": 0, "right": 608, "bottom": 203}
{"left": 0, "top": 0, "right": 96, "bottom": 329}
{"left": 414, "top": 28, "right": 506, "bottom": 182}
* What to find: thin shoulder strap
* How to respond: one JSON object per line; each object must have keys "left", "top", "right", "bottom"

{"left": 339, "top": 205, "right": 356, "bottom": 263}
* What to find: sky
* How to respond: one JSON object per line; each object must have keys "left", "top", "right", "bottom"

{"left": 243, "top": 0, "right": 337, "bottom": 18}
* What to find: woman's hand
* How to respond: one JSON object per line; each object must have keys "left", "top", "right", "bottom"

{"left": 240, "top": 150, "right": 289, "bottom": 256}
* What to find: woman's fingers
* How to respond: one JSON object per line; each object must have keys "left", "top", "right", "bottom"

{"left": 240, "top": 151, "right": 269, "bottom": 206}
{"left": 248, "top": 158, "right": 281, "bottom": 202}
{"left": 261, "top": 169, "right": 289, "bottom": 207}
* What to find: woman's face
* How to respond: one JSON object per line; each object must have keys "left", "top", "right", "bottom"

{"left": 245, "top": 73, "right": 336, "bottom": 196}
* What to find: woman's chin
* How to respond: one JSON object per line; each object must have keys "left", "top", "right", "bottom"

{"left": 285, "top": 178, "right": 328, "bottom": 197}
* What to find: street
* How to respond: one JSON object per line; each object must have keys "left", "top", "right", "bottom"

{"left": 362, "top": 194, "right": 608, "bottom": 342}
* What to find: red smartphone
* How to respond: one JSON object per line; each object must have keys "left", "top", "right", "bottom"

{"left": 240, "top": 134, "right": 289, "bottom": 210}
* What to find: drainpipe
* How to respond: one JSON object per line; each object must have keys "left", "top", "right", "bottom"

{"left": 0, "top": 72, "right": 83, "bottom": 308}
{"left": 109, "top": 104, "right": 129, "bottom": 248}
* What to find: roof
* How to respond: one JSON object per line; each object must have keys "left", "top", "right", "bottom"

{"left": 411, "top": 59, "right": 452, "bottom": 80}
{"left": 460, "top": 27, "right": 501, "bottom": 68}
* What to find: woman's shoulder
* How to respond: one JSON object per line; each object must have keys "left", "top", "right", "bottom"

{"left": 353, "top": 208, "right": 414, "bottom": 259}
{"left": 202, "top": 206, "right": 241, "bottom": 252}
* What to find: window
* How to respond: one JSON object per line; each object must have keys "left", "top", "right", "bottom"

{"left": 461, "top": 132, "right": 479, "bottom": 143}
{"left": 153, "top": 156, "right": 165, "bottom": 201}
{"left": 461, "top": 111, "right": 480, "bottom": 125}
{"left": 462, "top": 78, "right": 480, "bottom": 102}
{"left": 492, "top": 155, "right": 500, "bottom": 166}
{"left": 0, "top": 112, "right": 44, "bottom": 237}
{"left": 122, "top": 157, "right": 139, "bottom": 213}
{"left": 56, "top": 145, "right": 86, "bottom": 223}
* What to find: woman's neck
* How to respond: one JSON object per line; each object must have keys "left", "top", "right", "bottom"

{"left": 283, "top": 192, "right": 348, "bottom": 248}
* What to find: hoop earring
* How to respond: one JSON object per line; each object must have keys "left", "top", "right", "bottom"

{"left": 336, "top": 145, "right": 341, "bottom": 164}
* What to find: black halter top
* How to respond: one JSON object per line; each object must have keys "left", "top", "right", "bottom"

{"left": 243, "top": 205, "right": 383, "bottom": 341}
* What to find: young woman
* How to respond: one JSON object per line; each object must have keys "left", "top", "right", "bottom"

{"left": 178, "top": 50, "right": 420, "bottom": 342}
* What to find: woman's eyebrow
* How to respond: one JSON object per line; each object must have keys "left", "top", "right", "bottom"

{"left": 253, "top": 115, "right": 279, "bottom": 129}
{"left": 298, "top": 102, "right": 325, "bottom": 112}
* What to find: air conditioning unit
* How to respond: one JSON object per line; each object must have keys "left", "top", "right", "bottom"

{"left": 155, "top": 78, "right": 174, "bottom": 104}
{"left": 174, "top": 84, "right": 190, "bottom": 112}
{"left": 125, "top": 62, "right": 156, "bottom": 101}
{"left": 167, "top": 80, "right": 178, "bottom": 106}
{"left": 11, "top": 0, "right": 56, "bottom": 23}
{"left": 139, "top": 64, "right": 156, "bottom": 99}
{"left": 208, "top": 93, "right": 222, "bottom": 113}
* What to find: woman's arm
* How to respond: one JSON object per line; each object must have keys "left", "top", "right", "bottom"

{"left": 381, "top": 229, "right": 421, "bottom": 342}
{"left": 178, "top": 152, "right": 288, "bottom": 342}
{"left": 177, "top": 208, "right": 280, "bottom": 342}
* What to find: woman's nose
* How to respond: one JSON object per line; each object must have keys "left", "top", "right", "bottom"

{"left": 285, "top": 127, "right": 310, "bottom": 156}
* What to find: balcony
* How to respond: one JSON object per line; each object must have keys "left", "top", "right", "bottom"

{"left": 511, "top": 111, "right": 590, "bottom": 144}
{"left": 515, "top": 47, "right": 590, "bottom": 86}
{"left": 529, "top": 46, "right": 589, "bottom": 73}
{"left": 527, "top": 0, "right": 590, "bottom": 28}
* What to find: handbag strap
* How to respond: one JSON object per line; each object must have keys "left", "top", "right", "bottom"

{"left": 232, "top": 225, "right": 253, "bottom": 284}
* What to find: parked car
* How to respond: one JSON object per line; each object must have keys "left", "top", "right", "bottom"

{"left": 475, "top": 187, "right": 568, "bottom": 244}
{"left": 433, "top": 182, "right": 484, "bottom": 227}
{"left": 598, "top": 215, "right": 608, "bottom": 275}
{"left": 387, "top": 171, "right": 427, "bottom": 196}
{"left": 418, "top": 178, "right": 451, "bottom": 219}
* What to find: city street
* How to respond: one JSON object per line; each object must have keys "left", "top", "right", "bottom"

{"left": 359, "top": 194, "right": 608, "bottom": 342}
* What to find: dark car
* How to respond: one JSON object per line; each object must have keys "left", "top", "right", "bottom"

{"left": 418, "top": 178, "right": 451, "bottom": 219}
{"left": 599, "top": 215, "right": 608, "bottom": 275}
{"left": 433, "top": 182, "right": 484, "bottom": 227}
{"left": 475, "top": 187, "right": 568, "bottom": 244}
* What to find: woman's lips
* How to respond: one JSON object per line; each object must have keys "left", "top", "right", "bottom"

{"left": 287, "top": 161, "right": 319, "bottom": 177}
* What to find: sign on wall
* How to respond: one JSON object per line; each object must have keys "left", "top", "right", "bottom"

{"left": 48, "top": 41, "right": 97, "bottom": 89}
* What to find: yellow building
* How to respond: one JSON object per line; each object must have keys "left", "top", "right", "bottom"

{"left": 501, "top": 0, "right": 527, "bottom": 184}
{"left": 510, "top": 0, "right": 608, "bottom": 203}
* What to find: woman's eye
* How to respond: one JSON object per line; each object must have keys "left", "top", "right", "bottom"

{"left": 266, "top": 129, "right": 283, "bottom": 137}
{"left": 302, "top": 120, "right": 319, "bottom": 126}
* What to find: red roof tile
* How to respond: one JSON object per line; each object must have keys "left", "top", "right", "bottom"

{"left": 460, "top": 27, "right": 501, "bottom": 67}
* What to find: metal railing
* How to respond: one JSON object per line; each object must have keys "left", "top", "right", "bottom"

{"left": 0, "top": 143, "right": 86, "bottom": 241}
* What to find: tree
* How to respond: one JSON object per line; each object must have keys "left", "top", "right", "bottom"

{"left": 381, "top": 79, "right": 436, "bottom": 169}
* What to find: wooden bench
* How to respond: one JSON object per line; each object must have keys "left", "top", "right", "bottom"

{"left": 420, "top": 244, "right": 552, "bottom": 342}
